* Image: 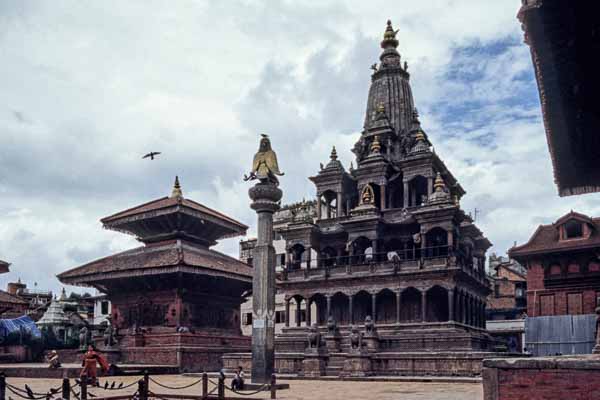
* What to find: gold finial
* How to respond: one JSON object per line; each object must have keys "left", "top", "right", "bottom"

{"left": 434, "top": 172, "right": 445, "bottom": 192}
{"left": 171, "top": 176, "right": 183, "bottom": 198}
{"left": 330, "top": 146, "right": 338, "bottom": 160}
{"left": 377, "top": 103, "right": 385, "bottom": 114}
{"left": 414, "top": 130, "right": 426, "bottom": 142}
{"left": 370, "top": 135, "right": 382, "bottom": 154}
{"left": 382, "top": 19, "right": 399, "bottom": 45}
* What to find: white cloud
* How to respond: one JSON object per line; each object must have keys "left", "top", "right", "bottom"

{"left": 1, "top": 1, "right": 599, "bottom": 294}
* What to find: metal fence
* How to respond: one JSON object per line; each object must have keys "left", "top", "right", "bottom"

{"left": 0, "top": 371, "right": 278, "bottom": 400}
{"left": 525, "top": 314, "right": 597, "bottom": 356}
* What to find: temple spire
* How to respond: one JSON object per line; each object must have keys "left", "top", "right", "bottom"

{"left": 171, "top": 176, "right": 183, "bottom": 199}
{"left": 330, "top": 146, "right": 338, "bottom": 161}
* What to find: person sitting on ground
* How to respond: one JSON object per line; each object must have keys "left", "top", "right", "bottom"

{"left": 231, "top": 366, "right": 245, "bottom": 391}
{"left": 47, "top": 350, "right": 61, "bottom": 369}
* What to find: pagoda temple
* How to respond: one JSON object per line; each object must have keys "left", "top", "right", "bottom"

{"left": 58, "top": 177, "right": 252, "bottom": 372}
{"left": 227, "top": 20, "right": 511, "bottom": 377}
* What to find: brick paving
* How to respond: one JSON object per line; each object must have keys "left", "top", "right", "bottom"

{"left": 5, "top": 375, "right": 483, "bottom": 400}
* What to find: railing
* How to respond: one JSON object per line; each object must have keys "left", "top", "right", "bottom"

{"left": 0, "top": 371, "right": 278, "bottom": 400}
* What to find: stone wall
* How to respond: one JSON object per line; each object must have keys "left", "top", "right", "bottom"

{"left": 482, "top": 356, "right": 600, "bottom": 400}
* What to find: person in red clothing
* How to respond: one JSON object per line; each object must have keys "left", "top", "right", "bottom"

{"left": 81, "top": 345, "right": 109, "bottom": 385}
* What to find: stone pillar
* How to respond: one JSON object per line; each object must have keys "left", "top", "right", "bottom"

{"left": 380, "top": 185, "right": 386, "bottom": 210}
{"left": 427, "top": 176, "right": 433, "bottom": 195}
{"left": 482, "top": 303, "right": 487, "bottom": 329}
{"left": 326, "top": 200, "right": 331, "bottom": 219}
{"left": 317, "top": 195, "right": 322, "bottom": 220}
{"left": 295, "top": 300, "right": 302, "bottom": 327}
{"left": 448, "top": 289, "right": 454, "bottom": 322}
{"left": 371, "top": 293, "right": 377, "bottom": 323}
{"left": 396, "top": 290, "right": 401, "bottom": 324}
{"left": 306, "top": 299, "right": 312, "bottom": 327}
{"left": 403, "top": 181, "right": 409, "bottom": 208}
{"left": 349, "top": 295, "right": 354, "bottom": 325}
{"left": 248, "top": 182, "right": 282, "bottom": 384}
{"left": 337, "top": 192, "right": 343, "bottom": 217}
{"left": 326, "top": 295, "right": 332, "bottom": 319}
{"left": 421, "top": 290, "right": 427, "bottom": 322}
{"left": 285, "top": 297, "right": 290, "bottom": 327}
{"left": 306, "top": 247, "right": 312, "bottom": 270}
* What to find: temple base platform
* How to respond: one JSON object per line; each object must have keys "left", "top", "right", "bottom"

{"left": 223, "top": 323, "right": 524, "bottom": 377}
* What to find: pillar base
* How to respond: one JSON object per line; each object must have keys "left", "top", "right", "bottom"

{"left": 342, "top": 353, "right": 372, "bottom": 377}
{"left": 302, "top": 352, "right": 327, "bottom": 377}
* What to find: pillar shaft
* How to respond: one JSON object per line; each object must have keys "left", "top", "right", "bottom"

{"left": 448, "top": 289, "right": 454, "bottom": 322}
{"left": 285, "top": 298, "right": 290, "bottom": 327}
{"left": 326, "top": 295, "right": 332, "bottom": 319}
{"left": 421, "top": 291, "right": 427, "bottom": 322}
{"left": 371, "top": 293, "right": 377, "bottom": 322}
{"left": 403, "top": 181, "right": 409, "bottom": 208}
{"left": 349, "top": 295, "right": 354, "bottom": 325}
{"left": 337, "top": 192, "right": 343, "bottom": 217}
{"left": 396, "top": 291, "right": 401, "bottom": 324}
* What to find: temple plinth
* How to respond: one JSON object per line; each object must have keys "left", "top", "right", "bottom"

{"left": 58, "top": 177, "right": 252, "bottom": 372}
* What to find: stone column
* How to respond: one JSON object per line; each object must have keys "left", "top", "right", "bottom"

{"left": 421, "top": 290, "right": 427, "bottom": 322}
{"left": 371, "top": 293, "right": 377, "bottom": 323}
{"left": 326, "top": 295, "right": 332, "bottom": 319}
{"left": 317, "top": 195, "right": 322, "bottom": 220}
{"left": 427, "top": 176, "right": 433, "bottom": 196}
{"left": 380, "top": 185, "right": 386, "bottom": 210}
{"left": 285, "top": 297, "right": 290, "bottom": 327}
{"left": 295, "top": 300, "right": 302, "bottom": 327}
{"left": 248, "top": 182, "right": 282, "bottom": 384}
{"left": 403, "top": 181, "right": 409, "bottom": 208}
{"left": 448, "top": 289, "right": 454, "bottom": 322}
{"left": 396, "top": 290, "right": 402, "bottom": 324}
{"left": 306, "top": 299, "right": 312, "bottom": 327}
{"left": 349, "top": 295, "right": 354, "bottom": 325}
{"left": 337, "top": 192, "right": 343, "bottom": 217}
{"left": 305, "top": 247, "right": 312, "bottom": 270}
{"left": 482, "top": 303, "right": 487, "bottom": 329}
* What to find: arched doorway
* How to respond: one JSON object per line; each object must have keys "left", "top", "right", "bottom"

{"left": 426, "top": 286, "right": 449, "bottom": 322}
{"left": 309, "top": 294, "right": 327, "bottom": 326}
{"left": 353, "top": 291, "right": 371, "bottom": 325}
{"left": 376, "top": 289, "right": 396, "bottom": 324}
{"left": 400, "top": 287, "right": 422, "bottom": 322}
{"left": 330, "top": 292, "right": 349, "bottom": 325}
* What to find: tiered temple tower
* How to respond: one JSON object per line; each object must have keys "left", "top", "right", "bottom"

{"left": 228, "top": 20, "right": 503, "bottom": 377}
{"left": 59, "top": 178, "right": 253, "bottom": 372}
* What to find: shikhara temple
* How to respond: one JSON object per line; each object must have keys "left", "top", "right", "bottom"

{"left": 228, "top": 20, "right": 509, "bottom": 377}
{"left": 58, "top": 178, "right": 252, "bottom": 372}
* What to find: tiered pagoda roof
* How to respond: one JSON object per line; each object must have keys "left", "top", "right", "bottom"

{"left": 58, "top": 177, "right": 252, "bottom": 288}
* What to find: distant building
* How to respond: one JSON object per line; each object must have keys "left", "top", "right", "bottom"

{"left": 509, "top": 211, "right": 600, "bottom": 355}
{"left": 486, "top": 254, "right": 527, "bottom": 352}
{"left": 90, "top": 294, "right": 112, "bottom": 326}
{"left": 6, "top": 279, "right": 53, "bottom": 321}
{"left": 36, "top": 289, "right": 87, "bottom": 347}
{"left": 0, "top": 261, "right": 28, "bottom": 318}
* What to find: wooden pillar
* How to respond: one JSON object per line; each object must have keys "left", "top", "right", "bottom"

{"left": 371, "top": 293, "right": 377, "bottom": 323}
{"left": 403, "top": 181, "right": 409, "bottom": 208}
{"left": 337, "top": 192, "right": 343, "bottom": 217}
{"left": 421, "top": 290, "right": 427, "bottom": 322}
{"left": 285, "top": 298, "right": 290, "bottom": 327}
{"left": 396, "top": 290, "right": 402, "bottom": 324}
{"left": 326, "top": 295, "right": 332, "bottom": 319}
{"left": 349, "top": 295, "right": 354, "bottom": 325}
{"left": 448, "top": 289, "right": 454, "bottom": 322}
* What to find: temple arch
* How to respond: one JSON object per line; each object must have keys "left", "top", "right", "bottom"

{"left": 353, "top": 290, "right": 371, "bottom": 324}
{"left": 426, "top": 285, "right": 449, "bottom": 322}
{"left": 376, "top": 289, "right": 396, "bottom": 324}
{"left": 400, "top": 287, "right": 422, "bottom": 322}
{"left": 309, "top": 293, "right": 327, "bottom": 326}
{"left": 330, "top": 292, "right": 350, "bottom": 325}
{"left": 408, "top": 175, "right": 428, "bottom": 207}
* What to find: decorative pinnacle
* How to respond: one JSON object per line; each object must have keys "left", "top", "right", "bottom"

{"left": 434, "top": 172, "right": 446, "bottom": 192}
{"left": 171, "top": 176, "right": 183, "bottom": 198}
{"left": 330, "top": 146, "right": 338, "bottom": 161}
{"left": 381, "top": 19, "right": 399, "bottom": 49}
{"left": 370, "top": 135, "right": 382, "bottom": 154}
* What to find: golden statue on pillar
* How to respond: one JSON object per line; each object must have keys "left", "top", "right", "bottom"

{"left": 244, "top": 134, "right": 284, "bottom": 186}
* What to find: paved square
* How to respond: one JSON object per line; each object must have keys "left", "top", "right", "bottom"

{"left": 5, "top": 375, "right": 482, "bottom": 400}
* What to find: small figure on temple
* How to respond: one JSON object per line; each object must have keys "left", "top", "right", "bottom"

{"left": 327, "top": 316, "right": 337, "bottom": 335}
{"left": 307, "top": 323, "right": 322, "bottom": 349}
{"left": 364, "top": 315, "right": 376, "bottom": 336}
{"left": 349, "top": 326, "right": 363, "bottom": 352}
{"left": 79, "top": 326, "right": 89, "bottom": 350}
{"left": 47, "top": 350, "right": 61, "bottom": 369}
{"left": 103, "top": 322, "right": 116, "bottom": 349}
{"left": 80, "top": 345, "right": 109, "bottom": 385}
{"left": 244, "top": 134, "right": 284, "bottom": 186}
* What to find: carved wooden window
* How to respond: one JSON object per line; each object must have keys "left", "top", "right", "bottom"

{"left": 549, "top": 264, "right": 562, "bottom": 275}
{"left": 567, "top": 293, "right": 583, "bottom": 315}
{"left": 564, "top": 220, "right": 583, "bottom": 239}
{"left": 539, "top": 295, "right": 555, "bottom": 316}
{"left": 568, "top": 263, "right": 581, "bottom": 274}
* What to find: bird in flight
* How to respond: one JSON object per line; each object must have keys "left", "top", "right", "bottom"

{"left": 142, "top": 151, "right": 161, "bottom": 160}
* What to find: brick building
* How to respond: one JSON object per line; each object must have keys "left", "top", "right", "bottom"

{"left": 509, "top": 211, "right": 600, "bottom": 318}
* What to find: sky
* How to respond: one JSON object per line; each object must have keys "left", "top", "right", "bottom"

{"left": 1, "top": 0, "right": 599, "bottom": 295}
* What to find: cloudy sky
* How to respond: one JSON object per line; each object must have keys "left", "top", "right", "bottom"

{"left": 1, "top": 0, "right": 599, "bottom": 295}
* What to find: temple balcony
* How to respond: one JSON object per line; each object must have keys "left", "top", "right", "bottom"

{"left": 281, "top": 245, "right": 486, "bottom": 283}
